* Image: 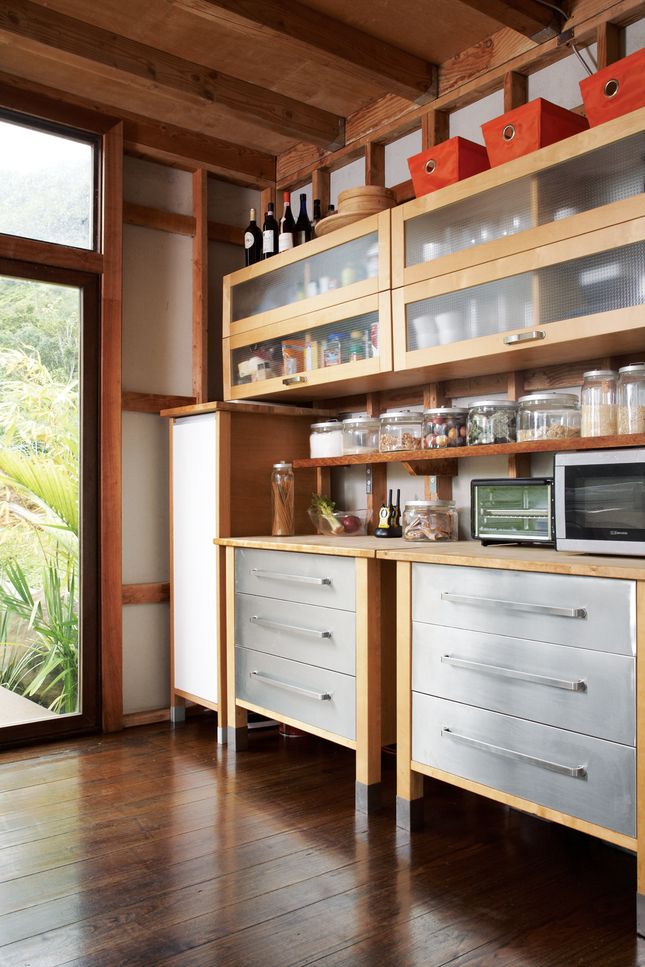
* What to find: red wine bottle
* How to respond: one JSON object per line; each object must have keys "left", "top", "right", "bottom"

{"left": 262, "top": 202, "right": 279, "bottom": 259}
{"left": 312, "top": 198, "right": 322, "bottom": 236}
{"left": 279, "top": 191, "right": 296, "bottom": 253}
{"left": 244, "top": 207, "right": 263, "bottom": 266}
{"left": 295, "top": 194, "right": 312, "bottom": 245}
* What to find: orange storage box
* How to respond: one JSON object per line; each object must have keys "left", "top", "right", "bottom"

{"left": 407, "top": 137, "right": 490, "bottom": 198}
{"left": 580, "top": 48, "right": 645, "bottom": 127}
{"left": 482, "top": 98, "right": 588, "bottom": 167}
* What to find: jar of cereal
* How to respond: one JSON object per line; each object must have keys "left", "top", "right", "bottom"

{"left": 617, "top": 364, "right": 645, "bottom": 434}
{"left": 581, "top": 370, "right": 617, "bottom": 437}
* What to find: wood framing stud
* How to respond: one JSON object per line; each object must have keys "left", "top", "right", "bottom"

{"left": 503, "top": 70, "right": 529, "bottom": 112}
{"left": 596, "top": 21, "right": 624, "bottom": 68}
{"left": 421, "top": 110, "right": 449, "bottom": 150}
{"left": 122, "top": 392, "right": 197, "bottom": 413}
{"left": 312, "top": 167, "right": 330, "bottom": 216}
{"left": 122, "top": 583, "right": 171, "bottom": 605}
{"left": 365, "top": 142, "right": 386, "bottom": 187}
{"left": 192, "top": 169, "right": 209, "bottom": 403}
{"left": 458, "top": 0, "right": 562, "bottom": 41}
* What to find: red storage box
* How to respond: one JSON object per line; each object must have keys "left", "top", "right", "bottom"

{"left": 580, "top": 48, "right": 645, "bottom": 127}
{"left": 407, "top": 137, "right": 490, "bottom": 197}
{"left": 482, "top": 98, "right": 588, "bottom": 167}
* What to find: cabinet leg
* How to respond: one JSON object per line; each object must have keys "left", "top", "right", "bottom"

{"left": 355, "top": 781, "right": 382, "bottom": 813}
{"left": 170, "top": 704, "right": 186, "bottom": 725}
{"left": 217, "top": 725, "right": 227, "bottom": 745}
{"left": 226, "top": 725, "right": 248, "bottom": 751}
{"left": 638, "top": 894, "right": 645, "bottom": 937}
{"left": 396, "top": 794, "right": 425, "bottom": 831}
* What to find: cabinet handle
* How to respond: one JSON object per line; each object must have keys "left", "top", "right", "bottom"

{"left": 503, "top": 330, "right": 546, "bottom": 345}
{"left": 283, "top": 375, "right": 308, "bottom": 386}
{"left": 251, "top": 568, "right": 332, "bottom": 586}
{"left": 250, "top": 670, "right": 332, "bottom": 701}
{"left": 441, "top": 728, "right": 587, "bottom": 779}
{"left": 250, "top": 615, "right": 332, "bottom": 639}
{"left": 440, "top": 591, "right": 587, "bottom": 620}
{"left": 441, "top": 654, "right": 587, "bottom": 692}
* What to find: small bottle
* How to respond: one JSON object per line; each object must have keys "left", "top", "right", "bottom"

{"left": 244, "top": 207, "right": 263, "bottom": 267}
{"left": 271, "top": 461, "right": 294, "bottom": 536}
{"left": 278, "top": 191, "right": 296, "bottom": 253}
{"left": 262, "top": 203, "right": 279, "bottom": 259}
{"left": 295, "top": 194, "right": 312, "bottom": 245}
{"left": 312, "top": 198, "right": 322, "bottom": 236}
{"left": 327, "top": 204, "right": 336, "bottom": 216}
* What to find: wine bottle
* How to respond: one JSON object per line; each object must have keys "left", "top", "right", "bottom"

{"left": 312, "top": 198, "right": 322, "bottom": 236}
{"left": 244, "top": 207, "right": 263, "bottom": 267}
{"left": 262, "top": 202, "right": 279, "bottom": 259}
{"left": 278, "top": 191, "right": 296, "bottom": 253}
{"left": 295, "top": 193, "right": 312, "bottom": 245}
{"left": 327, "top": 204, "right": 336, "bottom": 216}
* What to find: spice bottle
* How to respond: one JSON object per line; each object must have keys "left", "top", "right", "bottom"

{"left": 271, "top": 461, "right": 294, "bottom": 536}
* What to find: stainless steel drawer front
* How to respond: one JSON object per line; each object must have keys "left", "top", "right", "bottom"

{"left": 236, "top": 548, "right": 356, "bottom": 612}
{"left": 236, "top": 647, "right": 356, "bottom": 741}
{"left": 412, "top": 694, "right": 636, "bottom": 837}
{"left": 235, "top": 593, "right": 356, "bottom": 676}
{"left": 412, "top": 623, "right": 635, "bottom": 745}
{"left": 412, "top": 563, "right": 635, "bottom": 656}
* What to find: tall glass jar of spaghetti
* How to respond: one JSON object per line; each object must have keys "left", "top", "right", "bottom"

{"left": 271, "top": 461, "right": 295, "bottom": 536}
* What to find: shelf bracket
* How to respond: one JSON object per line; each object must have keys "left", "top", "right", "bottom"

{"left": 401, "top": 458, "right": 458, "bottom": 478}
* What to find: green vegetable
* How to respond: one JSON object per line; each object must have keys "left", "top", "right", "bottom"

{"left": 309, "top": 493, "right": 344, "bottom": 535}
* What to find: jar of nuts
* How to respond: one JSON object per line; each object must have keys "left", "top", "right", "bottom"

{"left": 422, "top": 407, "right": 468, "bottom": 449}
{"left": 379, "top": 411, "right": 423, "bottom": 452}
{"left": 581, "top": 370, "right": 617, "bottom": 437}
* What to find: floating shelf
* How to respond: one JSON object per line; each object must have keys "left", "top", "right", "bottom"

{"left": 293, "top": 432, "right": 645, "bottom": 474}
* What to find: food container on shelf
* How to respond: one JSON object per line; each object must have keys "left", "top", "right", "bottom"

{"left": 342, "top": 416, "right": 380, "bottom": 455}
{"left": 580, "top": 48, "right": 645, "bottom": 127}
{"left": 402, "top": 500, "right": 458, "bottom": 542}
{"left": 407, "top": 137, "right": 490, "bottom": 198}
{"left": 308, "top": 507, "right": 369, "bottom": 536}
{"left": 517, "top": 393, "right": 581, "bottom": 442}
{"left": 309, "top": 421, "right": 343, "bottom": 458}
{"left": 617, "top": 363, "right": 645, "bottom": 434}
{"left": 422, "top": 407, "right": 468, "bottom": 448}
{"left": 379, "top": 410, "right": 424, "bottom": 452}
{"left": 580, "top": 370, "right": 617, "bottom": 437}
{"left": 467, "top": 400, "right": 518, "bottom": 445}
{"left": 482, "top": 98, "right": 588, "bottom": 167}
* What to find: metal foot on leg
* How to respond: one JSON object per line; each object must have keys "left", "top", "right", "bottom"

{"left": 170, "top": 705, "right": 186, "bottom": 726}
{"left": 227, "top": 726, "right": 249, "bottom": 751}
{"left": 355, "top": 781, "right": 382, "bottom": 813}
{"left": 396, "top": 795, "right": 424, "bottom": 831}
{"left": 637, "top": 894, "right": 645, "bottom": 937}
{"left": 217, "top": 725, "right": 227, "bottom": 745}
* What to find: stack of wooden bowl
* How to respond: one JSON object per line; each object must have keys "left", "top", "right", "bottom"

{"left": 315, "top": 185, "right": 396, "bottom": 237}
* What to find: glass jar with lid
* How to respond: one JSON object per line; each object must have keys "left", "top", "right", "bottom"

{"left": 617, "top": 363, "right": 645, "bottom": 434}
{"left": 402, "top": 499, "right": 458, "bottom": 542}
{"left": 379, "top": 411, "right": 423, "bottom": 452}
{"left": 517, "top": 394, "right": 581, "bottom": 442}
{"left": 342, "top": 416, "right": 380, "bottom": 455}
{"left": 580, "top": 370, "right": 617, "bottom": 437}
{"left": 422, "top": 407, "right": 468, "bottom": 449}
{"left": 467, "top": 400, "right": 517, "bottom": 446}
{"left": 309, "top": 420, "right": 343, "bottom": 458}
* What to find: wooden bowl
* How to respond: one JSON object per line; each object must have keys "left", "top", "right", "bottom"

{"left": 314, "top": 211, "right": 372, "bottom": 236}
{"left": 337, "top": 185, "right": 396, "bottom": 213}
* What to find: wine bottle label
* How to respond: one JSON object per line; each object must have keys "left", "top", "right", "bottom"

{"left": 244, "top": 231, "right": 254, "bottom": 250}
{"left": 278, "top": 233, "right": 294, "bottom": 253}
{"left": 262, "top": 230, "right": 275, "bottom": 254}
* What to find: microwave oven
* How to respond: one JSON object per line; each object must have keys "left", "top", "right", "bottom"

{"left": 555, "top": 448, "right": 645, "bottom": 556}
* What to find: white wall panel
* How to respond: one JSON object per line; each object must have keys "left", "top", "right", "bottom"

{"left": 124, "top": 157, "right": 193, "bottom": 215}
{"left": 626, "top": 22, "right": 645, "bottom": 53}
{"left": 450, "top": 90, "right": 505, "bottom": 143}
{"left": 529, "top": 45, "right": 598, "bottom": 107}
{"left": 330, "top": 158, "right": 365, "bottom": 208}
{"left": 122, "top": 412, "right": 169, "bottom": 584}
{"left": 385, "top": 130, "right": 422, "bottom": 187}
{"left": 207, "top": 178, "right": 260, "bottom": 224}
{"left": 122, "top": 604, "right": 170, "bottom": 713}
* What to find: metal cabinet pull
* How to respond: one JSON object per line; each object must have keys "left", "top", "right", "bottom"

{"left": 440, "top": 591, "right": 587, "bottom": 620}
{"left": 251, "top": 568, "right": 332, "bottom": 586}
{"left": 283, "top": 375, "right": 308, "bottom": 386}
{"left": 250, "top": 670, "right": 331, "bottom": 701}
{"left": 441, "top": 654, "right": 587, "bottom": 692}
{"left": 441, "top": 728, "right": 587, "bottom": 779}
{"left": 503, "top": 330, "right": 546, "bottom": 345}
{"left": 250, "top": 615, "right": 332, "bottom": 639}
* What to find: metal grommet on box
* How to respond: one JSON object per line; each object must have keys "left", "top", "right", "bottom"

{"left": 502, "top": 123, "right": 516, "bottom": 142}
{"left": 604, "top": 78, "right": 620, "bottom": 98}
{"left": 424, "top": 159, "right": 436, "bottom": 174}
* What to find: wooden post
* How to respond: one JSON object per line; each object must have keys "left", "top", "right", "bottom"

{"left": 312, "top": 167, "right": 330, "bottom": 215}
{"left": 192, "top": 169, "right": 208, "bottom": 403}
{"left": 421, "top": 109, "right": 449, "bottom": 150}
{"left": 396, "top": 561, "right": 424, "bottom": 829}
{"left": 423, "top": 384, "right": 453, "bottom": 500}
{"left": 596, "top": 22, "right": 623, "bottom": 69}
{"left": 365, "top": 142, "right": 385, "bottom": 187}
{"left": 366, "top": 392, "right": 386, "bottom": 533}
{"left": 507, "top": 371, "right": 530, "bottom": 477}
{"left": 226, "top": 545, "right": 247, "bottom": 749}
{"left": 355, "top": 557, "right": 382, "bottom": 812}
{"left": 503, "top": 71, "right": 529, "bottom": 112}
{"left": 260, "top": 186, "right": 276, "bottom": 220}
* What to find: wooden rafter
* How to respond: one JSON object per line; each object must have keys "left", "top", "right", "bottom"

{"left": 0, "top": 0, "right": 345, "bottom": 149}
{"left": 174, "top": 0, "right": 438, "bottom": 104}
{"left": 457, "top": 0, "right": 563, "bottom": 41}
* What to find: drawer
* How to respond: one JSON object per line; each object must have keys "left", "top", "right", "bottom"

{"left": 236, "top": 549, "right": 356, "bottom": 612}
{"left": 412, "top": 694, "right": 635, "bottom": 837}
{"left": 412, "top": 623, "right": 634, "bottom": 746}
{"left": 236, "top": 594, "right": 355, "bottom": 676}
{"left": 236, "top": 646, "right": 356, "bottom": 741}
{"left": 412, "top": 564, "right": 635, "bottom": 656}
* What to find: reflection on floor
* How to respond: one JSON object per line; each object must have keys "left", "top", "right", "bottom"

{"left": 0, "top": 685, "right": 57, "bottom": 727}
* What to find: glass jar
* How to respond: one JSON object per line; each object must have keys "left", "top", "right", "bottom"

{"left": 309, "top": 421, "right": 343, "bottom": 458}
{"left": 422, "top": 407, "right": 468, "bottom": 449}
{"left": 467, "top": 400, "right": 517, "bottom": 445}
{"left": 342, "top": 417, "right": 380, "bottom": 455}
{"left": 617, "top": 363, "right": 645, "bottom": 434}
{"left": 379, "top": 410, "right": 423, "bottom": 452}
{"left": 580, "top": 370, "right": 617, "bottom": 437}
{"left": 271, "top": 462, "right": 294, "bottom": 536}
{"left": 517, "top": 394, "right": 581, "bottom": 442}
{"left": 402, "top": 500, "right": 458, "bottom": 542}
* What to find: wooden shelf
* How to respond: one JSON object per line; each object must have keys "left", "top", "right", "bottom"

{"left": 293, "top": 433, "right": 645, "bottom": 475}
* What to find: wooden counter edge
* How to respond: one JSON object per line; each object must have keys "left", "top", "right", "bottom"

{"left": 214, "top": 536, "right": 378, "bottom": 558}
{"left": 160, "top": 400, "right": 335, "bottom": 418}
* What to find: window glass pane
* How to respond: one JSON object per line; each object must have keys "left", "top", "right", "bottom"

{"left": 0, "top": 118, "right": 95, "bottom": 250}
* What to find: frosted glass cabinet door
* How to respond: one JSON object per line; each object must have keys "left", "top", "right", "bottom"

{"left": 171, "top": 414, "right": 218, "bottom": 706}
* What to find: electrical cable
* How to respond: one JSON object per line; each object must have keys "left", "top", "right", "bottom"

{"left": 530, "top": 0, "right": 596, "bottom": 75}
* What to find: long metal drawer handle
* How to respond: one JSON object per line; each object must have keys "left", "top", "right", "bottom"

{"left": 503, "top": 330, "right": 546, "bottom": 345}
{"left": 250, "top": 670, "right": 332, "bottom": 701}
{"left": 250, "top": 615, "right": 332, "bottom": 639}
{"left": 441, "top": 654, "right": 587, "bottom": 692}
{"left": 440, "top": 591, "right": 587, "bottom": 620}
{"left": 251, "top": 568, "right": 332, "bottom": 586}
{"left": 441, "top": 728, "right": 587, "bottom": 779}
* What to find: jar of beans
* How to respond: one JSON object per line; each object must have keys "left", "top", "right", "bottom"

{"left": 422, "top": 407, "right": 468, "bottom": 448}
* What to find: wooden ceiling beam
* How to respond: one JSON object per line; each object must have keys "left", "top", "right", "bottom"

{"left": 457, "top": 0, "right": 564, "bottom": 41}
{"left": 174, "top": 0, "right": 438, "bottom": 104}
{"left": 0, "top": 0, "right": 345, "bottom": 149}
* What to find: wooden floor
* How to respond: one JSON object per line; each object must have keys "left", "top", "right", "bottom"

{"left": 0, "top": 718, "right": 643, "bottom": 967}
